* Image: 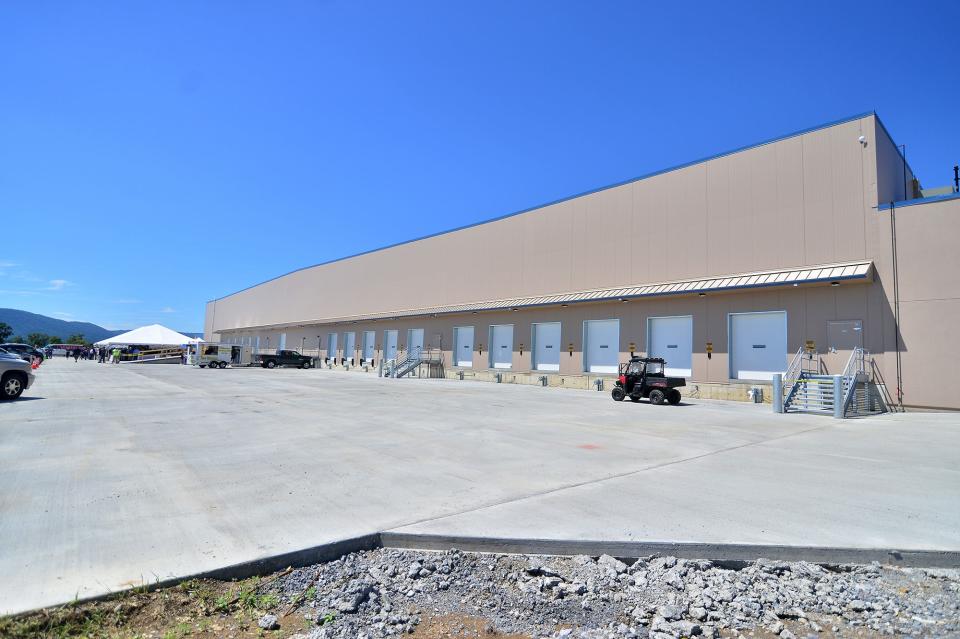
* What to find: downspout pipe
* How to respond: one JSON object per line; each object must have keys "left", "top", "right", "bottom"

{"left": 890, "top": 201, "right": 903, "bottom": 409}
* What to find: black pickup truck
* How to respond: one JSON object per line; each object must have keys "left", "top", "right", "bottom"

{"left": 256, "top": 349, "right": 314, "bottom": 369}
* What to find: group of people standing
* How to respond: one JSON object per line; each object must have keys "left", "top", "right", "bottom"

{"left": 59, "top": 346, "right": 124, "bottom": 363}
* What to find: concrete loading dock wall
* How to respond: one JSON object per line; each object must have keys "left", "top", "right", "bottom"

{"left": 219, "top": 278, "right": 880, "bottom": 396}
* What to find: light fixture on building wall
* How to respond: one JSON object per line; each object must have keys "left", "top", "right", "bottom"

{"left": 698, "top": 292, "right": 706, "bottom": 297}
{"left": 619, "top": 298, "right": 628, "bottom": 303}
{"left": 831, "top": 281, "right": 840, "bottom": 287}
{"left": 561, "top": 303, "right": 568, "bottom": 307}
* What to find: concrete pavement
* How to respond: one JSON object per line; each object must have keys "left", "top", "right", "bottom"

{"left": 1, "top": 358, "right": 958, "bottom": 614}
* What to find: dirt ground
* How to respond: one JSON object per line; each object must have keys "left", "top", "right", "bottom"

{"left": 0, "top": 574, "right": 536, "bottom": 639}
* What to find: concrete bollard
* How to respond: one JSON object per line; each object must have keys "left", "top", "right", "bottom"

{"left": 833, "top": 375, "right": 844, "bottom": 419}
{"left": 772, "top": 374, "right": 783, "bottom": 413}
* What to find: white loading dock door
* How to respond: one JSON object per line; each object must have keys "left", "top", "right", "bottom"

{"left": 362, "top": 331, "right": 375, "bottom": 361}
{"left": 453, "top": 326, "right": 474, "bottom": 367}
{"left": 278, "top": 333, "right": 286, "bottom": 351}
{"left": 647, "top": 315, "right": 693, "bottom": 377}
{"left": 532, "top": 322, "right": 561, "bottom": 371}
{"left": 729, "top": 311, "right": 787, "bottom": 380}
{"left": 343, "top": 332, "right": 356, "bottom": 362}
{"left": 327, "top": 332, "right": 338, "bottom": 360}
{"left": 384, "top": 330, "right": 398, "bottom": 361}
{"left": 583, "top": 319, "right": 619, "bottom": 373}
{"left": 489, "top": 324, "right": 514, "bottom": 369}
{"left": 407, "top": 328, "right": 424, "bottom": 353}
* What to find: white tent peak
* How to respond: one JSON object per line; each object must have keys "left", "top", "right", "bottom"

{"left": 94, "top": 324, "right": 196, "bottom": 347}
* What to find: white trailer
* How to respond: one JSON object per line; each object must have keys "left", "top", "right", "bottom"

{"left": 197, "top": 344, "right": 253, "bottom": 368}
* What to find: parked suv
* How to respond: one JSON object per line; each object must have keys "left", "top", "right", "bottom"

{"left": 1, "top": 349, "right": 36, "bottom": 399}
{"left": 0, "top": 343, "right": 45, "bottom": 363}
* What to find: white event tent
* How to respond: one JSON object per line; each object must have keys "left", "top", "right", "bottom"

{"left": 94, "top": 324, "right": 198, "bottom": 347}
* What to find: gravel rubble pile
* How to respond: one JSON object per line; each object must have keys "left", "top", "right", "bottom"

{"left": 268, "top": 548, "right": 960, "bottom": 639}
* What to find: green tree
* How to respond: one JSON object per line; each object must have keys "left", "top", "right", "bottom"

{"left": 0, "top": 322, "right": 12, "bottom": 342}
{"left": 48, "top": 335, "right": 63, "bottom": 344}
{"left": 67, "top": 334, "right": 87, "bottom": 346}
{"left": 26, "top": 332, "right": 50, "bottom": 347}
{"left": 9, "top": 335, "right": 25, "bottom": 344}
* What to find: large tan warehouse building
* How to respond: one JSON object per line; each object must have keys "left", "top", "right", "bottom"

{"left": 204, "top": 112, "right": 960, "bottom": 410}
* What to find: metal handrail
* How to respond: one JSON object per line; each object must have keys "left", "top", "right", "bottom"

{"left": 121, "top": 347, "right": 183, "bottom": 362}
{"left": 782, "top": 348, "right": 804, "bottom": 394}
{"left": 841, "top": 346, "right": 866, "bottom": 379}
{"left": 840, "top": 347, "right": 867, "bottom": 416}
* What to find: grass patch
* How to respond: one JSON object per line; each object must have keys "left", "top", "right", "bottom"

{"left": 0, "top": 598, "right": 140, "bottom": 639}
{"left": 0, "top": 573, "right": 287, "bottom": 639}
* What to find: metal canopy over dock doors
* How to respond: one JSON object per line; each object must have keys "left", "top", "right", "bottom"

{"left": 647, "top": 315, "right": 693, "bottom": 377}
{"left": 454, "top": 326, "right": 474, "bottom": 367}
{"left": 343, "top": 332, "right": 356, "bottom": 363}
{"left": 489, "top": 324, "right": 514, "bottom": 369}
{"left": 326, "top": 332, "right": 338, "bottom": 361}
{"left": 362, "top": 331, "right": 375, "bottom": 361}
{"left": 384, "top": 330, "right": 398, "bottom": 361}
{"left": 532, "top": 322, "right": 561, "bottom": 371}
{"left": 729, "top": 311, "right": 787, "bottom": 380}
{"left": 583, "top": 319, "right": 619, "bottom": 373}
{"left": 407, "top": 328, "right": 424, "bottom": 353}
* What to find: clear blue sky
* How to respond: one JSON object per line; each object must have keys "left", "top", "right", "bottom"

{"left": 1, "top": 1, "right": 957, "bottom": 332}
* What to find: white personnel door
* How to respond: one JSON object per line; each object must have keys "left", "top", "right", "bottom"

{"left": 453, "top": 326, "right": 474, "bottom": 367}
{"left": 532, "top": 322, "right": 561, "bottom": 371}
{"left": 384, "top": 330, "right": 398, "bottom": 360}
{"left": 648, "top": 315, "right": 693, "bottom": 377}
{"left": 407, "top": 328, "right": 424, "bottom": 353}
{"left": 583, "top": 319, "right": 619, "bottom": 373}
{"left": 729, "top": 311, "right": 787, "bottom": 380}
{"left": 343, "top": 332, "right": 356, "bottom": 362}
{"left": 278, "top": 333, "right": 286, "bottom": 351}
{"left": 362, "top": 331, "right": 375, "bottom": 361}
{"left": 326, "top": 332, "right": 338, "bottom": 360}
{"left": 489, "top": 324, "right": 514, "bottom": 369}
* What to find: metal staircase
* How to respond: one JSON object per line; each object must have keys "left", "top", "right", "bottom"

{"left": 392, "top": 347, "right": 422, "bottom": 378}
{"left": 785, "top": 375, "right": 841, "bottom": 414}
{"left": 778, "top": 347, "right": 888, "bottom": 418}
{"left": 388, "top": 347, "right": 445, "bottom": 379}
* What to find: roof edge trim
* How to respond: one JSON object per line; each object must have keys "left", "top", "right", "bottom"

{"left": 877, "top": 192, "right": 960, "bottom": 210}
{"left": 214, "top": 261, "right": 873, "bottom": 333}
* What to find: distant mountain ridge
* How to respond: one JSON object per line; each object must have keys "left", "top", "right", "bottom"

{"left": 0, "top": 309, "right": 202, "bottom": 343}
{"left": 0, "top": 308, "right": 125, "bottom": 344}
